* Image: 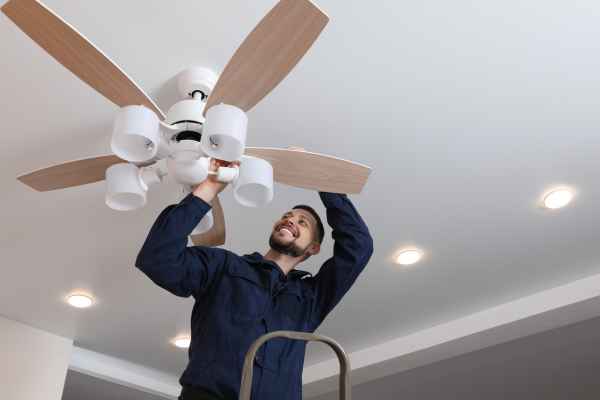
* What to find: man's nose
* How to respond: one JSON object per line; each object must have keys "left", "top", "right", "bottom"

{"left": 284, "top": 218, "right": 297, "bottom": 227}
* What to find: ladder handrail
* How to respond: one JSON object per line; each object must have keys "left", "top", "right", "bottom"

{"left": 239, "top": 330, "right": 351, "bottom": 400}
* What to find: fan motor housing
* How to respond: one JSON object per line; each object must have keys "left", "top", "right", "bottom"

{"left": 164, "top": 100, "right": 206, "bottom": 148}
{"left": 165, "top": 67, "right": 219, "bottom": 135}
{"left": 166, "top": 99, "right": 206, "bottom": 125}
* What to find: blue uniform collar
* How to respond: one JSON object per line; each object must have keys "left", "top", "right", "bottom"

{"left": 242, "top": 252, "right": 312, "bottom": 279}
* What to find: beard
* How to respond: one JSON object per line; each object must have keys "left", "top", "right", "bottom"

{"left": 269, "top": 233, "right": 309, "bottom": 258}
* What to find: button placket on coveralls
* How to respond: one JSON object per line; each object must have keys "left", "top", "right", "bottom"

{"left": 254, "top": 262, "right": 288, "bottom": 399}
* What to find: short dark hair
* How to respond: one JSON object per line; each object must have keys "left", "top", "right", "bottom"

{"left": 293, "top": 205, "right": 325, "bottom": 244}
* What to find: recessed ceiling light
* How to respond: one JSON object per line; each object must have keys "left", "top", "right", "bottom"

{"left": 543, "top": 188, "right": 574, "bottom": 209}
{"left": 172, "top": 336, "right": 191, "bottom": 349}
{"left": 396, "top": 249, "right": 424, "bottom": 266}
{"left": 66, "top": 293, "right": 94, "bottom": 308}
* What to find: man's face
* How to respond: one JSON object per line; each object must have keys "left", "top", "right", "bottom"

{"left": 269, "top": 209, "right": 320, "bottom": 258}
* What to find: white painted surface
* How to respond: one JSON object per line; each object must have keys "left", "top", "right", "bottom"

{"left": 0, "top": 315, "right": 73, "bottom": 400}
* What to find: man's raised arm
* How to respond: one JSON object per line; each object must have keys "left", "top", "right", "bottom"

{"left": 135, "top": 176, "right": 228, "bottom": 298}
{"left": 307, "top": 192, "right": 374, "bottom": 329}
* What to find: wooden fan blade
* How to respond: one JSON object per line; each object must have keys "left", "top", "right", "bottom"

{"left": 17, "top": 154, "right": 126, "bottom": 192}
{"left": 244, "top": 147, "right": 371, "bottom": 194}
{"left": 190, "top": 196, "right": 226, "bottom": 247}
{"left": 2, "top": 0, "right": 165, "bottom": 119}
{"left": 204, "top": 0, "right": 328, "bottom": 114}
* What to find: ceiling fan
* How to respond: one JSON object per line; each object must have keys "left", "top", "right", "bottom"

{"left": 2, "top": 0, "right": 372, "bottom": 247}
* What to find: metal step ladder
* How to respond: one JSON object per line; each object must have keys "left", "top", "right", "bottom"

{"left": 239, "top": 331, "right": 351, "bottom": 400}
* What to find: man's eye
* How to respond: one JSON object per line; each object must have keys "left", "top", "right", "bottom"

{"left": 300, "top": 220, "right": 307, "bottom": 226}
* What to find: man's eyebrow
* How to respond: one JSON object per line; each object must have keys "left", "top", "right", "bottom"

{"left": 297, "top": 212, "right": 313, "bottom": 226}
{"left": 283, "top": 211, "right": 312, "bottom": 226}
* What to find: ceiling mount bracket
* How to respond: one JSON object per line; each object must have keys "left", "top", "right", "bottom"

{"left": 190, "top": 90, "right": 207, "bottom": 101}
{"left": 176, "top": 67, "right": 218, "bottom": 101}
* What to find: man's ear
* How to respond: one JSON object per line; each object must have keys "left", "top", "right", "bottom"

{"left": 300, "top": 243, "right": 321, "bottom": 262}
{"left": 308, "top": 242, "right": 321, "bottom": 256}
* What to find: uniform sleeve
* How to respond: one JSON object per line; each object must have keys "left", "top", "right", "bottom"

{"left": 135, "top": 193, "right": 227, "bottom": 298}
{"left": 306, "top": 192, "right": 374, "bottom": 330}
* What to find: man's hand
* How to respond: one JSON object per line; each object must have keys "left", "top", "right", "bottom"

{"left": 192, "top": 159, "right": 239, "bottom": 203}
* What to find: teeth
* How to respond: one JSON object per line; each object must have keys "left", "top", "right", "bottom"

{"left": 280, "top": 227, "right": 295, "bottom": 237}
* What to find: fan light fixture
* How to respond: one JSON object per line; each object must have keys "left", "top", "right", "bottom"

{"left": 105, "top": 163, "right": 164, "bottom": 211}
{"left": 111, "top": 105, "right": 163, "bottom": 163}
{"left": 233, "top": 156, "right": 274, "bottom": 207}
{"left": 167, "top": 155, "right": 211, "bottom": 186}
{"left": 201, "top": 104, "right": 248, "bottom": 162}
{"left": 7, "top": 0, "right": 372, "bottom": 248}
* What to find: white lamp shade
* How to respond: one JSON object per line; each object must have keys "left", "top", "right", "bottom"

{"left": 105, "top": 163, "right": 147, "bottom": 211}
{"left": 233, "top": 156, "right": 273, "bottom": 207}
{"left": 111, "top": 105, "right": 160, "bottom": 163}
{"left": 201, "top": 104, "right": 247, "bottom": 162}
{"left": 192, "top": 210, "right": 214, "bottom": 234}
{"left": 167, "top": 156, "right": 210, "bottom": 186}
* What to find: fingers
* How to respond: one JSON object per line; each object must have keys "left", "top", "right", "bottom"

{"left": 211, "top": 159, "right": 241, "bottom": 170}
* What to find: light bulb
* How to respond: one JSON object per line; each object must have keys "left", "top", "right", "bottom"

{"left": 67, "top": 293, "right": 94, "bottom": 308}
{"left": 396, "top": 249, "right": 423, "bottom": 266}
{"left": 172, "top": 336, "right": 191, "bottom": 349}
{"left": 543, "top": 188, "right": 574, "bottom": 209}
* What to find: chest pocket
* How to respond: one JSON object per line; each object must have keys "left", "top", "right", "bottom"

{"left": 226, "top": 264, "right": 269, "bottom": 321}
{"left": 276, "top": 285, "right": 307, "bottom": 329}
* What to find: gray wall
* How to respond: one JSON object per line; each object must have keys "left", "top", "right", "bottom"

{"left": 0, "top": 315, "right": 73, "bottom": 400}
{"left": 310, "top": 316, "right": 600, "bottom": 400}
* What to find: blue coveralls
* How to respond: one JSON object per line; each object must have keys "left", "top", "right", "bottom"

{"left": 135, "top": 192, "right": 373, "bottom": 400}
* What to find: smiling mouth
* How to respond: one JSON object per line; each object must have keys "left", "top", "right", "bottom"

{"left": 277, "top": 224, "right": 297, "bottom": 238}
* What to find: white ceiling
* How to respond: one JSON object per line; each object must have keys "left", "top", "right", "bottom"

{"left": 2, "top": 0, "right": 600, "bottom": 384}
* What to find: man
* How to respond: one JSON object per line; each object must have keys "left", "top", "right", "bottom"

{"left": 135, "top": 160, "right": 373, "bottom": 400}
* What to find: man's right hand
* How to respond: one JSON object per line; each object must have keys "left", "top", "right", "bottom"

{"left": 192, "top": 159, "right": 239, "bottom": 203}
